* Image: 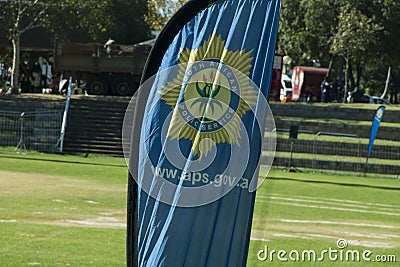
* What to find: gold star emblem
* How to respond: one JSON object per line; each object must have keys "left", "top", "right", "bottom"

{"left": 159, "top": 33, "right": 258, "bottom": 158}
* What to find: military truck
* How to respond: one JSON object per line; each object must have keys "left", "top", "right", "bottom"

{"left": 54, "top": 42, "right": 151, "bottom": 96}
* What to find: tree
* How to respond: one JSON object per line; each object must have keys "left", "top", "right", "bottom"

{"left": 145, "top": 0, "right": 187, "bottom": 31}
{"left": 0, "top": 0, "right": 113, "bottom": 93}
{"left": 105, "top": 0, "right": 152, "bottom": 44}
{"left": 372, "top": 0, "right": 400, "bottom": 103}
{"left": 330, "top": 5, "right": 382, "bottom": 99}
{"left": 278, "top": 0, "right": 338, "bottom": 67}
{"left": 278, "top": 0, "right": 400, "bottom": 102}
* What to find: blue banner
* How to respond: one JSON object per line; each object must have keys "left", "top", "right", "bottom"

{"left": 367, "top": 105, "right": 385, "bottom": 160}
{"left": 129, "top": 1, "right": 281, "bottom": 266}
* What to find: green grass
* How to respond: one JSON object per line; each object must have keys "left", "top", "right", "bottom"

{"left": 0, "top": 149, "right": 399, "bottom": 266}
{"left": 0, "top": 150, "right": 127, "bottom": 267}
{"left": 1, "top": 223, "right": 124, "bottom": 266}
{"left": 248, "top": 168, "right": 400, "bottom": 266}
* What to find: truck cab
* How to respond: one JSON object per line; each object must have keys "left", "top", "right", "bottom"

{"left": 280, "top": 73, "right": 292, "bottom": 102}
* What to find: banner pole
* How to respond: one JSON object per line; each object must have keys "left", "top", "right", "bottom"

{"left": 364, "top": 158, "right": 369, "bottom": 177}
{"left": 57, "top": 76, "right": 73, "bottom": 153}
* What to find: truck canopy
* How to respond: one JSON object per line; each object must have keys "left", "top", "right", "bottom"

{"left": 55, "top": 42, "right": 151, "bottom": 74}
{"left": 291, "top": 66, "right": 328, "bottom": 102}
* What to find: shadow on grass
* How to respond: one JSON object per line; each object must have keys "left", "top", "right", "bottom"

{"left": 0, "top": 154, "right": 126, "bottom": 168}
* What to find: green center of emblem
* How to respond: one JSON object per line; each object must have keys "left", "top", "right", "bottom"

{"left": 180, "top": 61, "right": 239, "bottom": 133}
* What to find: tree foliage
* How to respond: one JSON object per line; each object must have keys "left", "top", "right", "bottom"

{"left": 278, "top": 0, "right": 338, "bottom": 67}
{"left": 278, "top": 0, "right": 400, "bottom": 102}
{"left": 145, "top": 0, "right": 187, "bottom": 31}
{"left": 101, "top": 0, "right": 151, "bottom": 44}
{"left": 330, "top": 5, "right": 381, "bottom": 57}
{"left": 0, "top": 0, "right": 151, "bottom": 93}
{"left": 0, "top": 0, "right": 113, "bottom": 92}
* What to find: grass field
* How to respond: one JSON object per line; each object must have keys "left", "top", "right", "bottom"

{"left": 0, "top": 149, "right": 399, "bottom": 266}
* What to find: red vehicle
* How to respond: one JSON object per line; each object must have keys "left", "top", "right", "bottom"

{"left": 291, "top": 66, "right": 328, "bottom": 102}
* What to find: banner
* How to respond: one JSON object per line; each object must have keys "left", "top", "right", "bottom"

{"left": 125, "top": 0, "right": 281, "bottom": 266}
{"left": 367, "top": 105, "right": 385, "bottom": 160}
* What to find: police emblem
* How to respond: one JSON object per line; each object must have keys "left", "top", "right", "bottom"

{"left": 159, "top": 33, "right": 258, "bottom": 158}
{"left": 376, "top": 108, "right": 384, "bottom": 120}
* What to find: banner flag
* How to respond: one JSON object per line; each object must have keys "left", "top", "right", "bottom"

{"left": 125, "top": 0, "right": 281, "bottom": 266}
{"left": 367, "top": 105, "right": 385, "bottom": 160}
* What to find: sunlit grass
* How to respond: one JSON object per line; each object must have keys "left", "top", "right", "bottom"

{"left": 0, "top": 149, "right": 399, "bottom": 266}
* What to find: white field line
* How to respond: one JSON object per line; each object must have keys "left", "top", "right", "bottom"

{"left": 99, "top": 210, "right": 125, "bottom": 216}
{"left": 250, "top": 237, "right": 271, "bottom": 242}
{"left": 346, "top": 239, "right": 396, "bottom": 249}
{"left": 63, "top": 217, "right": 125, "bottom": 228}
{"left": 271, "top": 233, "right": 312, "bottom": 240}
{"left": 253, "top": 194, "right": 400, "bottom": 249}
{"left": 261, "top": 193, "right": 400, "bottom": 210}
{"left": 84, "top": 200, "right": 99, "bottom": 205}
{"left": 304, "top": 234, "right": 397, "bottom": 248}
{"left": 0, "top": 219, "right": 16, "bottom": 223}
{"left": 334, "top": 231, "right": 400, "bottom": 239}
{"left": 264, "top": 219, "right": 400, "bottom": 229}
{"left": 257, "top": 195, "right": 400, "bottom": 213}
{"left": 256, "top": 199, "right": 400, "bottom": 217}
{"left": 251, "top": 232, "right": 397, "bottom": 248}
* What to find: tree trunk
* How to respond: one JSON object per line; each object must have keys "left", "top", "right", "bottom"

{"left": 343, "top": 52, "right": 349, "bottom": 103}
{"left": 381, "top": 66, "right": 391, "bottom": 99}
{"left": 355, "top": 63, "right": 362, "bottom": 89}
{"left": 390, "top": 66, "right": 400, "bottom": 104}
{"left": 326, "top": 56, "right": 335, "bottom": 79}
{"left": 11, "top": 35, "right": 21, "bottom": 94}
{"left": 348, "top": 60, "right": 355, "bottom": 90}
{"left": 337, "top": 55, "right": 345, "bottom": 101}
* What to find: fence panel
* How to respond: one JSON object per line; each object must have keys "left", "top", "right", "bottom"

{"left": 273, "top": 129, "right": 399, "bottom": 177}
{"left": 313, "top": 132, "right": 361, "bottom": 173}
{"left": 0, "top": 111, "right": 21, "bottom": 148}
{"left": 0, "top": 110, "right": 61, "bottom": 153}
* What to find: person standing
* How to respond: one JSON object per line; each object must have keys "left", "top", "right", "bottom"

{"left": 321, "top": 78, "right": 327, "bottom": 103}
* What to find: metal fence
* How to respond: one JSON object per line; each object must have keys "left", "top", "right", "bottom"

{"left": 273, "top": 129, "right": 400, "bottom": 177}
{"left": 312, "top": 132, "right": 362, "bottom": 173}
{"left": 0, "top": 110, "right": 62, "bottom": 153}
